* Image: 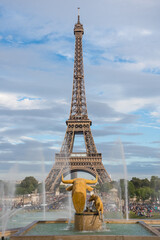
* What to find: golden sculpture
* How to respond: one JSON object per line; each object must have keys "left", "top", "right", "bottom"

{"left": 62, "top": 175, "right": 98, "bottom": 213}
{"left": 89, "top": 194, "right": 103, "bottom": 220}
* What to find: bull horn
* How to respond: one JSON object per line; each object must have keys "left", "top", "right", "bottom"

{"left": 61, "top": 175, "right": 74, "bottom": 184}
{"left": 85, "top": 175, "right": 98, "bottom": 184}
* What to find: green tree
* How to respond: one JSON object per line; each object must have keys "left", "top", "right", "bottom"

{"left": 128, "top": 181, "right": 135, "bottom": 198}
{"left": 150, "top": 176, "right": 160, "bottom": 192}
{"left": 141, "top": 178, "right": 150, "bottom": 188}
{"left": 131, "top": 177, "right": 141, "bottom": 188}
{"left": 16, "top": 176, "right": 38, "bottom": 195}
{"left": 135, "top": 189, "right": 141, "bottom": 202}
{"left": 16, "top": 186, "right": 26, "bottom": 195}
{"left": 150, "top": 176, "right": 158, "bottom": 189}
{"left": 139, "top": 187, "right": 151, "bottom": 202}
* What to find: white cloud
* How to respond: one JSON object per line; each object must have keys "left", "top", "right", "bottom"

{"left": 49, "top": 146, "right": 60, "bottom": 151}
{"left": 117, "top": 28, "right": 152, "bottom": 39}
{"left": 55, "top": 99, "right": 69, "bottom": 105}
{"left": 0, "top": 127, "right": 11, "bottom": 132}
{"left": 3, "top": 137, "right": 23, "bottom": 145}
{"left": 108, "top": 97, "right": 160, "bottom": 114}
{"left": 151, "top": 111, "right": 160, "bottom": 117}
{"left": 0, "top": 92, "right": 46, "bottom": 110}
{"left": 150, "top": 107, "right": 160, "bottom": 122}
{"left": 20, "top": 136, "right": 35, "bottom": 141}
{"left": 140, "top": 29, "right": 152, "bottom": 36}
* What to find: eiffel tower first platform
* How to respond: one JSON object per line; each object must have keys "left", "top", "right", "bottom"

{"left": 45, "top": 11, "right": 111, "bottom": 192}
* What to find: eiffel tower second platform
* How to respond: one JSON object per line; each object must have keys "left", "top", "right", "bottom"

{"left": 45, "top": 12, "right": 111, "bottom": 192}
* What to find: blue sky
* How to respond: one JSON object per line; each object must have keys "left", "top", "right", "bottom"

{"left": 0, "top": 0, "right": 160, "bottom": 181}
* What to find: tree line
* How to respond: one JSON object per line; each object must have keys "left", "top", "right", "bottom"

{"left": 1, "top": 176, "right": 160, "bottom": 202}
{"left": 96, "top": 176, "right": 160, "bottom": 202}
{"left": 0, "top": 177, "right": 41, "bottom": 195}
{"left": 128, "top": 176, "right": 160, "bottom": 202}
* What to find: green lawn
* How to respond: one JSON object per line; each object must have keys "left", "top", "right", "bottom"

{"left": 129, "top": 211, "right": 160, "bottom": 219}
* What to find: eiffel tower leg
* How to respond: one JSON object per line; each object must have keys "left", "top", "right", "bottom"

{"left": 84, "top": 127, "right": 97, "bottom": 154}
{"left": 45, "top": 165, "right": 65, "bottom": 192}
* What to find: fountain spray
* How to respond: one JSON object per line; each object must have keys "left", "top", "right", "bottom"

{"left": 41, "top": 156, "right": 46, "bottom": 221}
{"left": 0, "top": 169, "right": 16, "bottom": 238}
{"left": 119, "top": 140, "right": 129, "bottom": 220}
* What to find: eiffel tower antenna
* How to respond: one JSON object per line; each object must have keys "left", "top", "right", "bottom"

{"left": 78, "top": 7, "right": 80, "bottom": 22}
{"left": 45, "top": 11, "right": 111, "bottom": 192}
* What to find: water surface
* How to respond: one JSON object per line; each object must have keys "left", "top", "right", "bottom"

{"left": 24, "top": 223, "right": 153, "bottom": 236}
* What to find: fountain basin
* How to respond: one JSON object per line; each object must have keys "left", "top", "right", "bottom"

{"left": 10, "top": 219, "right": 160, "bottom": 240}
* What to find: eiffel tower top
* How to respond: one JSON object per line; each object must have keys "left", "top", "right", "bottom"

{"left": 74, "top": 8, "right": 84, "bottom": 35}
{"left": 68, "top": 9, "right": 91, "bottom": 124}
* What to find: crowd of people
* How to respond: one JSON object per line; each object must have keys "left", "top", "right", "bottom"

{"left": 129, "top": 202, "right": 160, "bottom": 218}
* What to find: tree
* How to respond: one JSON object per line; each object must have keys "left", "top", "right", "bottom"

{"left": 150, "top": 176, "right": 160, "bottom": 192}
{"left": 16, "top": 176, "right": 38, "bottom": 195}
{"left": 141, "top": 178, "right": 150, "bottom": 188}
{"left": 128, "top": 181, "right": 135, "bottom": 198}
{"left": 139, "top": 187, "right": 151, "bottom": 202}
{"left": 135, "top": 189, "right": 141, "bottom": 202}
{"left": 16, "top": 186, "right": 26, "bottom": 195}
{"left": 131, "top": 177, "right": 141, "bottom": 188}
{"left": 101, "top": 182, "right": 112, "bottom": 192}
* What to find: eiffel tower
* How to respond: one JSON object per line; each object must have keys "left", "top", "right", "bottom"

{"left": 45, "top": 10, "right": 111, "bottom": 192}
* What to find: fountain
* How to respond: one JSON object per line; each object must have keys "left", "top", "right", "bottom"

{"left": 1, "top": 172, "right": 160, "bottom": 239}
{"left": 118, "top": 139, "right": 129, "bottom": 220}
{"left": 41, "top": 156, "right": 46, "bottom": 220}
{"left": 1, "top": 174, "right": 158, "bottom": 239}
{"left": 105, "top": 140, "right": 129, "bottom": 220}
{"left": 0, "top": 169, "right": 16, "bottom": 240}
{"left": 0, "top": 143, "right": 159, "bottom": 239}
{"left": 67, "top": 191, "right": 73, "bottom": 228}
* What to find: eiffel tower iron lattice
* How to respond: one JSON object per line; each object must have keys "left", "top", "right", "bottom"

{"left": 45, "top": 11, "right": 111, "bottom": 192}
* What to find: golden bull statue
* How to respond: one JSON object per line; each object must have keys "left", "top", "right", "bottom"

{"left": 62, "top": 175, "right": 98, "bottom": 213}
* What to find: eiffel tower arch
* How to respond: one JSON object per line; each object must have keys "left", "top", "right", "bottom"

{"left": 45, "top": 11, "right": 111, "bottom": 192}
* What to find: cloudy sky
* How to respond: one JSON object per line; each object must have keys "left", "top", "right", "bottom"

{"left": 0, "top": 0, "right": 160, "bottom": 181}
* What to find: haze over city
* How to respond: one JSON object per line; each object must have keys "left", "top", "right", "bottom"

{"left": 0, "top": 0, "right": 160, "bottom": 181}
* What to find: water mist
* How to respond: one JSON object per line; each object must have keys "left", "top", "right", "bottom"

{"left": 0, "top": 167, "right": 16, "bottom": 238}
{"left": 118, "top": 140, "right": 129, "bottom": 220}
{"left": 41, "top": 156, "right": 46, "bottom": 221}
